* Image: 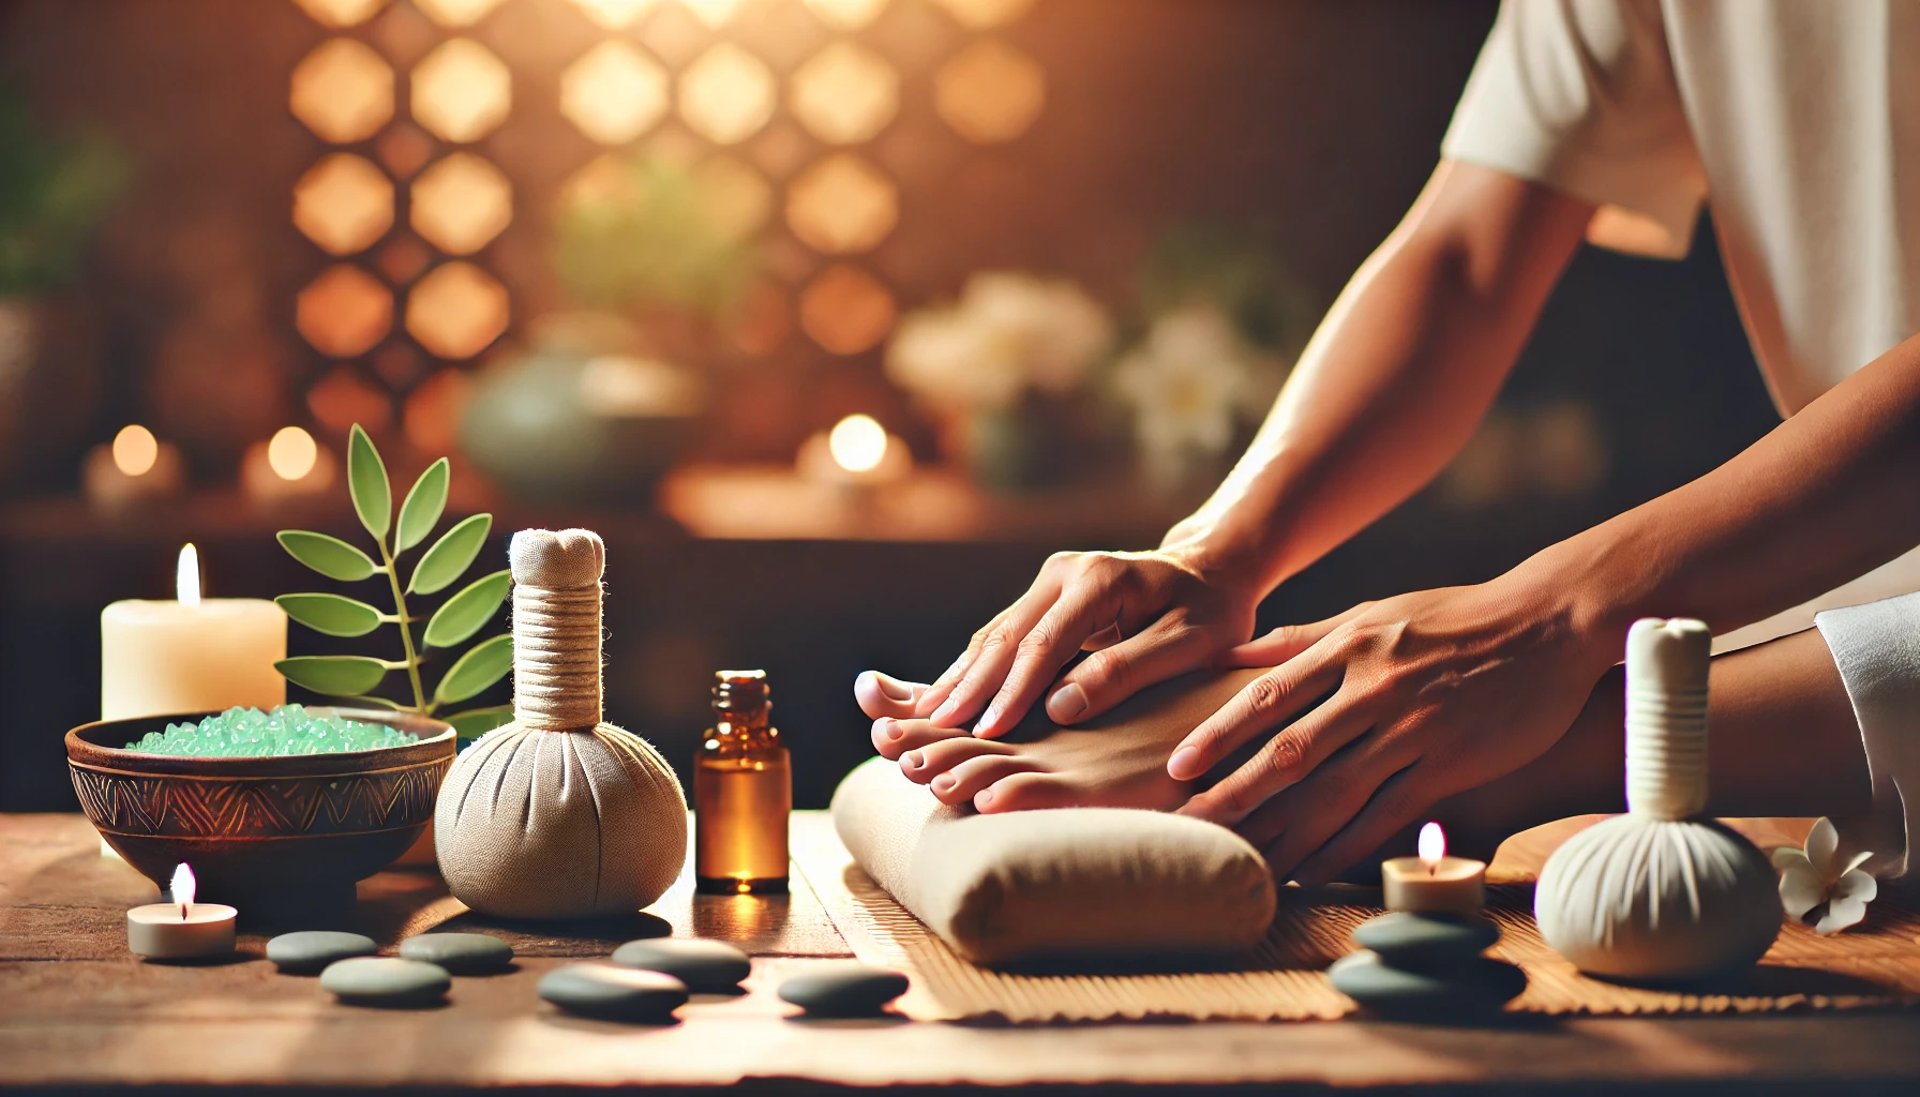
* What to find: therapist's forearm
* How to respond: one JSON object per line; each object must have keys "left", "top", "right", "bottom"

{"left": 1164, "top": 161, "right": 1594, "bottom": 593}
{"left": 1523, "top": 328, "right": 1920, "bottom": 641}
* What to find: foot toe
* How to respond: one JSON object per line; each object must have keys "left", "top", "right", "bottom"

{"left": 870, "top": 717, "right": 968, "bottom": 759}
{"left": 854, "top": 671, "right": 927, "bottom": 720}
{"left": 974, "top": 771, "right": 1081, "bottom": 813}
{"left": 931, "top": 755, "right": 1042, "bottom": 805}
{"left": 901, "top": 736, "right": 1010, "bottom": 784}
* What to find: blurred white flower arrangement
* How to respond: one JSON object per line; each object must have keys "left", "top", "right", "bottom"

{"left": 1112, "top": 302, "right": 1277, "bottom": 487}
{"left": 886, "top": 271, "right": 1113, "bottom": 414}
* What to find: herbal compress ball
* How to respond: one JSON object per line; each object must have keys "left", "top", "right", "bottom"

{"left": 1534, "top": 618, "right": 1780, "bottom": 981}
{"left": 435, "top": 528, "right": 687, "bottom": 919}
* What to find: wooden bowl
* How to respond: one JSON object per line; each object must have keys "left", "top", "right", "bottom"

{"left": 66, "top": 708, "right": 455, "bottom": 919}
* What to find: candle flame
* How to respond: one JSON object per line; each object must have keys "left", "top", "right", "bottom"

{"left": 176, "top": 544, "right": 201, "bottom": 607}
{"left": 171, "top": 862, "right": 195, "bottom": 919}
{"left": 1418, "top": 821, "right": 1445, "bottom": 873}
{"left": 828, "top": 414, "right": 888, "bottom": 474}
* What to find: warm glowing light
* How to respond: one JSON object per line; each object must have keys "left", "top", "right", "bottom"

{"left": 290, "top": 38, "right": 394, "bottom": 144}
{"left": 411, "top": 39, "right": 512, "bottom": 144}
{"left": 1418, "top": 821, "right": 1445, "bottom": 872}
{"left": 790, "top": 42, "right": 899, "bottom": 145}
{"left": 406, "top": 261, "right": 510, "bottom": 359}
{"left": 292, "top": 0, "right": 387, "bottom": 29}
{"left": 829, "top": 414, "right": 888, "bottom": 474}
{"left": 786, "top": 153, "right": 897, "bottom": 253}
{"left": 935, "top": 38, "right": 1045, "bottom": 144}
{"left": 296, "top": 265, "right": 393, "bottom": 357}
{"left": 268, "top": 426, "right": 320, "bottom": 482}
{"left": 678, "top": 43, "right": 776, "bottom": 145}
{"left": 803, "top": 0, "right": 885, "bottom": 29}
{"left": 292, "top": 153, "right": 395, "bottom": 256}
{"left": 171, "top": 862, "right": 196, "bottom": 918}
{"left": 932, "top": 0, "right": 1034, "bottom": 28}
{"left": 571, "top": 0, "right": 657, "bottom": 28}
{"left": 410, "top": 152, "right": 512, "bottom": 254}
{"left": 413, "top": 0, "right": 507, "bottom": 27}
{"left": 111, "top": 425, "right": 159, "bottom": 477}
{"left": 800, "top": 263, "right": 895, "bottom": 353}
{"left": 176, "top": 546, "right": 201, "bottom": 608}
{"left": 693, "top": 156, "right": 771, "bottom": 241}
{"left": 679, "top": 0, "right": 744, "bottom": 27}
{"left": 560, "top": 40, "right": 670, "bottom": 145}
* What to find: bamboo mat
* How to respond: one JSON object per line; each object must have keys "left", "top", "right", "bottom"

{"left": 790, "top": 821, "right": 1920, "bottom": 1024}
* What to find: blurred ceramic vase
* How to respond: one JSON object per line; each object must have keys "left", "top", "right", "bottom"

{"left": 1534, "top": 619, "right": 1781, "bottom": 981}
{"left": 460, "top": 340, "right": 705, "bottom": 506}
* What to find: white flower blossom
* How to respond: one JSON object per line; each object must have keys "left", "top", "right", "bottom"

{"left": 1773, "top": 816, "right": 1877, "bottom": 935}
{"left": 1113, "top": 303, "right": 1271, "bottom": 481}
{"left": 885, "top": 271, "right": 1112, "bottom": 412}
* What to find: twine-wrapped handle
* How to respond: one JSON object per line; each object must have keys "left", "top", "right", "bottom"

{"left": 508, "top": 528, "right": 605, "bottom": 732}
{"left": 1624, "top": 617, "right": 1711, "bottom": 819}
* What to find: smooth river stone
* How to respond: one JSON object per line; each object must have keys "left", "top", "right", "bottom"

{"left": 610, "top": 938, "right": 751, "bottom": 993}
{"left": 1351, "top": 912, "right": 1499, "bottom": 968}
{"left": 1329, "top": 951, "right": 1526, "bottom": 1015}
{"left": 539, "top": 964, "right": 689, "bottom": 1023}
{"left": 320, "top": 957, "right": 451, "bottom": 1008}
{"left": 778, "top": 961, "right": 909, "bottom": 1017}
{"left": 398, "top": 932, "right": 514, "bottom": 974}
{"left": 266, "top": 930, "right": 378, "bottom": 974}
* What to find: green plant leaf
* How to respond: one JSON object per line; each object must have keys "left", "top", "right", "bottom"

{"left": 330, "top": 694, "right": 405, "bottom": 711}
{"left": 424, "top": 568, "right": 510, "bottom": 648}
{"left": 434, "top": 634, "right": 512, "bottom": 706}
{"left": 276, "top": 593, "right": 383, "bottom": 637}
{"left": 276, "top": 655, "right": 390, "bottom": 697}
{"left": 410, "top": 513, "right": 492, "bottom": 595}
{"left": 277, "top": 530, "right": 378, "bottom": 582}
{"left": 444, "top": 704, "right": 514, "bottom": 740}
{"left": 395, "top": 457, "right": 449, "bottom": 553}
{"left": 347, "top": 424, "right": 391, "bottom": 542}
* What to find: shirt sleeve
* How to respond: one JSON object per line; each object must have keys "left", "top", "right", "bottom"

{"left": 1816, "top": 592, "right": 1920, "bottom": 881}
{"left": 1441, "top": 0, "right": 1707, "bottom": 259}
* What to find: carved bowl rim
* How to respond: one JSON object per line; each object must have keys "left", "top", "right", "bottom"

{"left": 66, "top": 707, "right": 456, "bottom": 780}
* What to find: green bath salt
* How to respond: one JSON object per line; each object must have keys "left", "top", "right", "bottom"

{"left": 131, "top": 705, "right": 415, "bottom": 757}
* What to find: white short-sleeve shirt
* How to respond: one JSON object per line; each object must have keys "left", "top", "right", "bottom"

{"left": 1443, "top": 0, "right": 1920, "bottom": 651}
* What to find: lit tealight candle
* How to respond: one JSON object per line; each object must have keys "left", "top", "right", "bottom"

{"left": 100, "top": 544, "right": 287, "bottom": 721}
{"left": 798, "top": 413, "right": 911, "bottom": 487}
{"left": 240, "top": 424, "right": 337, "bottom": 502}
{"left": 127, "top": 863, "right": 237, "bottom": 960}
{"left": 82, "top": 424, "right": 185, "bottom": 510}
{"left": 1381, "top": 822, "right": 1486, "bottom": 914}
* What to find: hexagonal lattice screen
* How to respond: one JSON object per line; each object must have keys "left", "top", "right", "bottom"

{"left": 297, "top": 265, "right": 393, "bottom": 357}
{"left": 803, "top": 0, "right": 886, "bottom": 29}
{"left": 571, "top": 0, "right": 658, "bottom": 28}
{"left": 787, "top": 154, "right": 897, "bottom": 254}
{"left": 679, "top": 43, "right": 776, "bottom": 145}
{"left": 694, "top": 155, "right": 772, "bottom": 242}
{"left": 293, "top": 0, "right": 386, "bottom": 28}
{"left": 406, "top": 261, "right": 510, "bottom": 359}
{"left": 293, "top": 154, "right": 394, "bottom": 256}
{"left": 932, "top": 0, "right": 1035, "bottom": 28}
{"left": 936, "top": 38, "right": 1045, "bottom": 143}
{"left": 411, "top": 153, "right": 512, "bottom": 255}
{"left": 801, "top": 263, "right": 895, "bottom": 354}
{"left": 680, "top": 0, "right": 745, "bottom": 27}
{"left": 412, "top": 38, "right": 511, "bottom": 143}
{"left": 562, "top": 40, "right": 670, "bottom": 145}
{"left": 413, "top": 0, "right": 508, "bottom": 27}
{"left": 291, "top": 38, "right": 393, "bottom": 143}
{"left": 790, "top": 43, "right": 898, "bottom": 145}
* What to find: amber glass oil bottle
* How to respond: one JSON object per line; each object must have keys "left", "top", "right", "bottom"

{"left": 695, "top": 669, "right": 791, "bottom": 894}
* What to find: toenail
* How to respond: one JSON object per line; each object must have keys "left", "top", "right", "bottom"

{"left": 903, "top": 751, "right": 923, "bottom": 769}
{"left": 932, "top": 774, "right": 956, "bottom": 793}
{"left": 883, "top": 720, "right": 905, "bottom": 740}
{"left": 976, "top": 789, "right": 994, "bottom": 807}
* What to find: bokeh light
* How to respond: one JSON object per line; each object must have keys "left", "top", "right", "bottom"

{"left": 803, "top": 0, "right": 886, "bottom": 29}
{"left": 291, "top": 38, "right": 394, "bottom": 144}
{"left": 571, "top": 0, "right": 658, "bottom": 28}
{"left": 693, "top": 155, "right": 773, "bottom": 242}
{"left": 561, "top": 40, "right": 671, "bottom": 145}
{"left": 267, "top": 426, "right": 320, "bottom": 481}
{"left": 111, "top": 425, "right": 159, "bottom": 477}
{"left": 412, "top": 0, "right": 507, "bottom": 27}
{"left": 308, "top": 365, "right": 394, "bottom": 434}
{"left": 931, "top": 0, "right": 1034, "bottom": 28}
{"left": 680, "top": 0, "right": 745, "bottom": 27}
{"left": 786, "top": 154, "right": 897, "bottom": 253}
{"left": 800, "top": 263, "right": 895, "bottom": 353}
{"left": 293, "top": 153, "right": 395, "bottom": 256}
{"left": 678, "top": 44, "right": 776, "bottom": 145}
{"left": 790, "top": 43, "right": 898, "bottom": 145}
{"left": 410, "top": 153, "right": 512, "bottom": 254}
{"left": 297, "top": 265, "right": 393, "bottom": 357}
{"left": 935, "top": 38, "right": 1045, "bottom": 144}
{"left": 828, "top": 413, "right": 888, "bottom": 474}
{"left": 411, "top": 38, "right": 511, "bottom": 143}
{"left": 293, "top": 0, "right": 388, "bottom": 28}
{"left": 406, "top": 261, "right": 510, "bottom": 359}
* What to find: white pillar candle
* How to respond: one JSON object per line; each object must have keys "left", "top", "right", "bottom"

{"left": 100, "top": 544, "right": 287, "bottom": 721}
{"left": 127, "top": 864, "right": 236, "bottom": 960}
{"left": 1381, "top": 822, "right": 1486, "bottom": 914}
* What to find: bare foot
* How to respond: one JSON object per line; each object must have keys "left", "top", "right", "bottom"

{"left": 867, "top": 668, "right": 1267, "bottom": 813}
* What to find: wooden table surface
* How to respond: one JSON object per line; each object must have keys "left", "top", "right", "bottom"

{"left": 5, "top": 811, "right": 1920, "bottom": 1095}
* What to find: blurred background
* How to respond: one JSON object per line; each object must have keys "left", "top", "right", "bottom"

{"left": 0, "top": 0, "right": 1777, "bottom": 810}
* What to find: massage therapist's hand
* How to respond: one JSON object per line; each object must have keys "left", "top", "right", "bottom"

{"left": 917, "top": 546, "right": 1263, "bottom": 738}
{"left": 1174, "top": 570, "right": 1618, "bottom": 884}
